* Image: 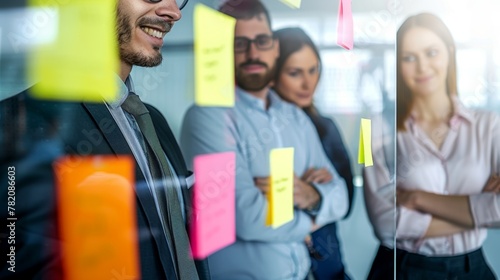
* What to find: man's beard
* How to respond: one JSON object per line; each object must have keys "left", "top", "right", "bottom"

{"left": 116, "top": 7, "right": 163, "bottom": 67}
{"left": 236, "top": 61, "right": 276, "bottom": 92}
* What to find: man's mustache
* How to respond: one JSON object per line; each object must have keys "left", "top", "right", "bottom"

{"left": 137, "top": 17, "right": 172, "bottom": 33}
{"left": 239, "top": 61, "right": 268, "bottom": 69}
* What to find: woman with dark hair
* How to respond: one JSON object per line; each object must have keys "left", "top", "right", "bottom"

{"left": 365, "top": 12, "right": 500, "bottom": 279}
{"left": 273, "top": 27, "right": 354, "bottom": 280}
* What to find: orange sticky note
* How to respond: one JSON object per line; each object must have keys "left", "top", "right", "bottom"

{"left": 191, "top": 152, "right": 236, "bottom": 259}
{"left": 337, "top": 0, "right": 354, "bottom": 50}
{"left": 54, "top": 155, "right": 139, "bottom": 280}
{"left": 358, "top": 118, "right": 373, "bottom": 167}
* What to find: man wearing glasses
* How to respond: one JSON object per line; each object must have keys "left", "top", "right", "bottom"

{"left": 180, "top": 0, "right": 348, "bottom": 279}
{"left": 0, "top": 0, "right": 209, "bottom": 279}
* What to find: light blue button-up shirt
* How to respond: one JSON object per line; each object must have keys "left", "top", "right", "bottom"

{"left": 180, "top": 87, "right": 348, "bottom": 280}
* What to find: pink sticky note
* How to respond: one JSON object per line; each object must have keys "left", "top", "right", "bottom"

{"left": 190, "top": 152, "right": 236, "bottom": 259}
{"left": 337, "top": 0, "right": 354, "bottom": 50}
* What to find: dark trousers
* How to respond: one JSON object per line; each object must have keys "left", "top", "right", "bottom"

{"left": 396, "top": 247, "right": 496, "bottom": 280}
{"left": 368, "top": 245, "right": 497, "bottom": 280}
{"left": 367, "top": 245, "right": 394, "bottom": 280}
{"left": 309, "top": 223, "right": 350, "bottom": 280}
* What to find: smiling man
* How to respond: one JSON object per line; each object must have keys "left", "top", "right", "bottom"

{"left": 0, "top": 1, "right": 209, "bottom": 279}
{"left": 180, "top": 1, "right": 348, "bottom": 279}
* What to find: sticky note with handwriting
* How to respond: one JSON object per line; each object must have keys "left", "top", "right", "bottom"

{"left": 358, "top": 118, "right": 373, "bottom": 167}
{"left": 280, "top": 0, "right": 302, "bottom": 9}
{"left": 191, "top": 152, "right": 236, "bottom": 259}
{"left": 194, "top": 4, "right": 236, "bottom": 107}
{"left": 336, "top": 0, "right": 354, "bottom": 50}
{"left": 266, "top": 147, "right": 294, "bottom": 228}
{"left": 28, "top": 0, "right": 118, "bottom": 102}
{"left": 54, "top": 155, "right": 139, "bottom": 280}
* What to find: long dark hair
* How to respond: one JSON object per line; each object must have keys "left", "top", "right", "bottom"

{"left": 273, "top": 27, "right": 326, "bottom": 138}
{"left": 396, "top": 13, "right": 457, "bottom": 131}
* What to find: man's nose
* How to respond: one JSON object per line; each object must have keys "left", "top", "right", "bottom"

{"left": 245, "top": 41, "right": 260, "bottom": 60}
{"left": 155, "top": 0, "right": 182, "bottom": 22}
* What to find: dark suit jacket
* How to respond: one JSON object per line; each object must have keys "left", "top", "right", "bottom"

{"left": 0, "top": 90, "right": 210, "bottom": 280}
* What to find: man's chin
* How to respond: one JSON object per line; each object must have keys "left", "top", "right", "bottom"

{"left": 238, "top": 83, "right": 268, "bottom": 92}
{"left": 236, "top": 75, "right": 271, "bottom": 92}
{"left": 121, "top": 52, "right": 163, "bottom": 67}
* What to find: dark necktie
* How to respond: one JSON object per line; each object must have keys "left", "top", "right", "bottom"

{"left": 122, "top": 94, "right": 199, "bottom": 280}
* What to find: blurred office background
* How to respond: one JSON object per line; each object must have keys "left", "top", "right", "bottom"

{"left": 1, "top": 0, "right": 499, "bottom": 279}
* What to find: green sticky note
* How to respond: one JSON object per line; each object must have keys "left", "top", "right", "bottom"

{"left": 267, "top": 147, "right": 294, "bottom": 228}
{"left": 358, "top": 118, "right": 373, "bottom": 167}
{"left": 28, "top": 0, "right": 119, "bottom": 102}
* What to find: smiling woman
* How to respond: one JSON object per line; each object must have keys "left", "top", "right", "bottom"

{"left": 364, "top": 12, "right": 500, "bottom": 280}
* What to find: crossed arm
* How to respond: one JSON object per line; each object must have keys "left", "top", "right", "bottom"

{"left": 254, "top": 167, "right": 332, "bottom": 231}
{"left": 397, "top": 175, "right": 500, "bottom": 237}
{"left": 254, "top": 168, "right": 331, "bottom": 210}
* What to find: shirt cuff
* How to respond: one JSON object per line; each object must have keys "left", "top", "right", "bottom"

{"left": 469, "top": 193, "right": 500, "bottom": 227}
{"left": 396, "top": 207, "right": 432, "bottom": 240}
{"left": 304, "top": 183, "right": 322, "bottom": 216}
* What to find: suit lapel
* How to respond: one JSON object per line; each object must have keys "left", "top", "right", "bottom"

{"left": 83, "top": 103, "right": 132, "bottom": 155}
{"left": 82, "top": 103, "right": 177, "bottom": 278}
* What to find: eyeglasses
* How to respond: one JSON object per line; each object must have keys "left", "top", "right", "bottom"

{"left": 150, "top": 0, "right": 189, "bottom": 10}
{"left": 234, "top": 35, "right": 275, "bottom": 53}
{"left": 177, "top": 0, "right": 189, "bottom": 10}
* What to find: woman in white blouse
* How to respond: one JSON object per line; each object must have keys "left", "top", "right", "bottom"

{"left": 364, "top": 12, "right": 500, "bottom": 279}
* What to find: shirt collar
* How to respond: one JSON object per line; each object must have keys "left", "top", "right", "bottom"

{"left": 108, "top": 75, "right": 135, "bottom": 109}
{"left": 405, "top": 96, "right": 474, "bottom": 132}
{"left": 235, "top": 86, "right": 284, "bottom": 111}
{"left": 451, "top": 98, "right": 474, "bottom": 127}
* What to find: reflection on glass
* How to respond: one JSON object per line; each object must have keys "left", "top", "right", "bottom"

{"left": 394, "top": 13, "right": 499, "bottom": 279}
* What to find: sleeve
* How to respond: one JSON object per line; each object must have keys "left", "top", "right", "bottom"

{"left": 395, "top": 147, "right": 433, "bottom": 240}
{"left": 323, "top": 117, "right": 355, "bottom": 218}
{"left": 468, "top": 112, "right": 500, "bottom": 228}
{"left": 468, "top": 193, "right": 500, "bottom": 227}
{"left": 180, "top": 106, "right": 312, "bottom": 242}
{"left": 301, "top": 115, "right": 348, "bottom": 227}
{"left": 362, "top": 116, "right": 397, "bottom": 247}
{"left": 396, "top": 208, "right": 432, "bottom": 239}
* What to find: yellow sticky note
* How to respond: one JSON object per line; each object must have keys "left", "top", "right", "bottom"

{"left": 266, "top": 147, "right": 294, "bottom": 228}
{"left": 358, "top": 118, "right": 373, "bottom": 167}
{"left": 194, "top": 4, "right": 236, "bottom": 107}
{"left": 280, "top": 0, "right": 302, "bottom": 9}
{"left": 28, "top": 0, "right": 118, "bottom": 102}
